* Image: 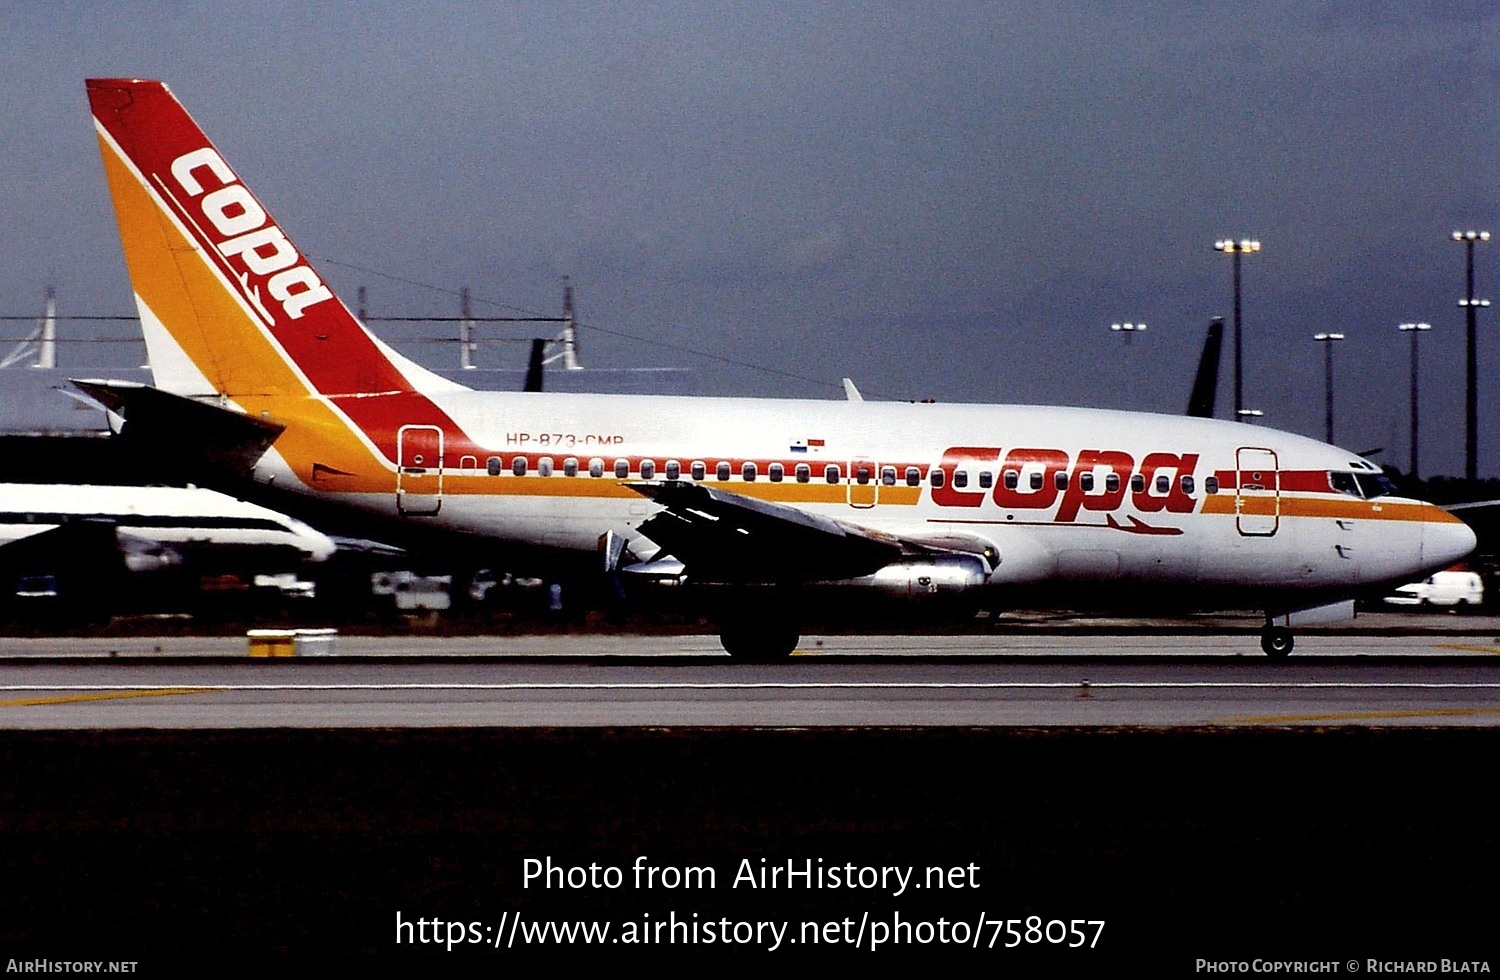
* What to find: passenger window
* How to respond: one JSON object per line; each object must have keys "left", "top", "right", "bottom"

{"left": 905, "top": 466, "right": 921, "bottom": 486}
{"left": 1106, "top": 473, "right": 1120, "bottom": 493}
{"left": 1205, "top": 476, "right": 1219, "bottom": 494}
{"left": 512, "top": 456, "right": 528, "bottom": 477}
{"left": 1029, "top": 471, "right": 1044, "bottom": 491}
{"left": 716, "top": 462, "right": 731, "bottom": 481}
{"left": 614, "top": 459, "right": 630, "bottom": 479}
{"left": 1080, "top": 472, "right": 1095, "bottom": 492}
{"left": 1055, "top": 471, "right": 1068, "bottom": 491}
{"left": 1155, "top": 474, "right": 1170, "bottom": 493}
{"left": 795, "top": 463, "right": 811, "bottom": 483}
{"left": 1180, "top": 475, "right": 1195, "bottom": 495}
{"left": 563, "top": 457, "right": 579, "bottom": 477}
{"left": 769, "top": 462, "right": 784, "bottom": 483}
{"left": 487, "top": 456, "right": 502, "bottom": 477}
{"left": 691, "top": 461, "right": 706, "bottom": 481}
{"left": 1003, "top": 471, "right": 1019, "bottom": 490}
{"left": 855, "top": 465, "right": 871, "bottom": 485}
{"left": 640, "top": 459, "right": 655, "bottom": 480}
{"left": 742, "top": 462, "right": 757, "bottom": 482}
{"left": 953, "top": 469, "right": 968, "bottom": 489}
{"left": 825, "top": 464, "right": 841, "bottom": 484}
{"left": 979, "top": 471, "right": 994, "bottom": 489}
{"left": 589, "top": 458, "right": 605, "bottom": 478}
{"left": 881, "top": 466, "right": 896, "bottom": 486}
{"left": 538, "top": 457, "right": 554, "bottom": 477}
{"left": 1131, "top": 474, "right": 1145, "bottom": 493}
{"left": 665, "top": 460, "right": 681, "bottom": 481}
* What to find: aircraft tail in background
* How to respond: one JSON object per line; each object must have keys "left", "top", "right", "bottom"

{"left": 1186, "top": 317, "right": 1223, "bottom": 419}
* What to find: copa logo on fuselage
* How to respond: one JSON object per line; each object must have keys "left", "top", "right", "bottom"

{"left": 932, "top": 446, "right": 1202, "bottom": 522}
{"left": 168, "top": 147, "right": 333, "bottom": 323}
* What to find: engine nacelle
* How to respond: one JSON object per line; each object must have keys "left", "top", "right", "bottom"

{"left": 117, "top": 532, "right": 185, "bottom": 575}
{"left": 843, "top": 554, "right": 991, "bottom": 598}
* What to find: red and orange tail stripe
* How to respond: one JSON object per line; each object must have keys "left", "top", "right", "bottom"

{"left": 87, "top": 79, "right": 493, "bottom": 484}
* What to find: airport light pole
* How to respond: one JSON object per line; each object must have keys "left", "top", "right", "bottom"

{"left": 1109, "top": 322, "right": 1146, "bottom": 344}
{"left": 1452, "top": 230, "right": 1490, "bottom": 480}
{"left": 1398, "top": 322, "right": 1431, "bottom": 479}
{"left": 1214, "top": 239, "right": 1260, "bottom": 421}
{"left": 1314, "top": 332, "right": 1344, "bottom": 444}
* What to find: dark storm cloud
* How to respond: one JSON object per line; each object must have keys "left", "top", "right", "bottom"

{"left": 1, "top": 2, "right": 1496, "bottom": 471}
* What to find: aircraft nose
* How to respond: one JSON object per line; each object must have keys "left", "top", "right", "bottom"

{"left": 1423, "top": 514, "right": 1477, "bottom": 569}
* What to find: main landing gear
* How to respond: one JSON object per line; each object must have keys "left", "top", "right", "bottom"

{"left": 719, "top": 618, "right": 800, "bottom": 663}
{"left": 1260, "top": 625, "right": 1294, "bottom": 659}
{"left": 716, "top": 587, "right": 801, "bottom": 663}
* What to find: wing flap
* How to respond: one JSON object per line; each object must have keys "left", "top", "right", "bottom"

{"left": 627, "top": 481, "right": 902, "bottom": 582}
{"left": 626, "top": 482, "right": 1001, "bottom": 584}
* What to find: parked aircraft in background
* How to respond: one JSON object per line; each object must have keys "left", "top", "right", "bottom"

{"left": 79, "top": 78, "right": 1475, "bottom": 659}
{"left": 0, "top": 483, "right": 334, "bottom": 609}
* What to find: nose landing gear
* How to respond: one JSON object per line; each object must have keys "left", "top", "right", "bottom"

{"left": 1260, "top": 625, "right": 1294, "bottom": 659}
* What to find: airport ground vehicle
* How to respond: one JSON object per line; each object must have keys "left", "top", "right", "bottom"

{"left": 1383, "top": 570, "right": 1484, "bottom": 609}
{"left": 79, "top": 78, "right": 1475, "bottom": 660}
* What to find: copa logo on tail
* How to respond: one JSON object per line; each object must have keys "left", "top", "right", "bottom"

{"left": 163, "top": 147, "right": 334, "bottom": 325}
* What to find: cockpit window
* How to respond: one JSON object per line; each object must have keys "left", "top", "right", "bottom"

{"left": 1356, "top": 472, "right": 1398, "bottom": 499}
{"left": 1330, "top": 470, "right": 1397, "bottom": 500}
{"left": 1329, "top": 471, "right": 1360, "bottom": 497}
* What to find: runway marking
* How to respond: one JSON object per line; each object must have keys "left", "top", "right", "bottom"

{"left": 0, "top": 687, "right": 218, "bottom": 708}
{"left": 1225, "top": 706, "right": 1500, "bottom": 723}
{"left": 3, "top": 682, "right": 1500, "bottom": 693}
{"left": 1435, "top": 643, "right": 1500, "bottom": 655}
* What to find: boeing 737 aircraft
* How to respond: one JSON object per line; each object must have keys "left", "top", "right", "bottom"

{"left": 80, "top": 78, "right": 1475, "bottom": 660}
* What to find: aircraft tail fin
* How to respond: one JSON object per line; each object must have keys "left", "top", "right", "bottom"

{"left": 86, "top": 78, "right": 462, "bottom": 405}
{"left": 1186, "top": 317, "right": 1223, "bottom": 419}
{"left": 523, "top": 338, "right": 546, "bottom": 392}
{"left": 87, "top": 78, "right": 477, "bottom": 486}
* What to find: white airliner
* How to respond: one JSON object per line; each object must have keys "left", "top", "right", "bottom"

{"left": 0, "top": 483, "right": 335, "bottom": 584}
{"left": 80, "top": 78, "right": 1475, "bottom": 659}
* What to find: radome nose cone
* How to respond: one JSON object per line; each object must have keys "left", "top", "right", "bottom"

{"left": 1424, "top": 517, "right": 1477, "bottom": 569}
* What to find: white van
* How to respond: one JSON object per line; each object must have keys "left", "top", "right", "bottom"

{"left": 1383, "top": 570, "right": 1484, "bottom": 609}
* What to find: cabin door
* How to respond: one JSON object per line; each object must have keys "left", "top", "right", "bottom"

{"left": 396, "top": 424, "right": 444, "bottom": 516}
{"left": 1235, "top": 446, "right": 1279, "bottom": 536}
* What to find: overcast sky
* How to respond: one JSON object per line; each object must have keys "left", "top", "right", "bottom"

{"left": 2, "top": 2, "right": 1497, "bottom": 474}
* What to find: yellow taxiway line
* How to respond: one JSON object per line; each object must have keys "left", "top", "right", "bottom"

{"left": 0, "top": 687, "right": 219, "bottom": 708}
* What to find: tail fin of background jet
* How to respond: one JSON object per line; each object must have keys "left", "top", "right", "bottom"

{"left": 1186, "top": 317, "right": 1223, "bottom": 419}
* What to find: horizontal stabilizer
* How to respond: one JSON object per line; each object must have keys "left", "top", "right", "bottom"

{"left": 72, "top": 379, "right": 284, "bottom": 480}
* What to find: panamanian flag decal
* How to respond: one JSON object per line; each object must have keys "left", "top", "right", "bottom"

{"left": 789, "top": 438, "right": 826, "bottom": 454}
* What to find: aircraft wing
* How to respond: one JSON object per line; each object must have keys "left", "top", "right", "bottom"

{"left": 0, "top": 520, "right": 130, "bottom": 590}
{"left": 626, "top": 481, "right": 997, "bottom": 583}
